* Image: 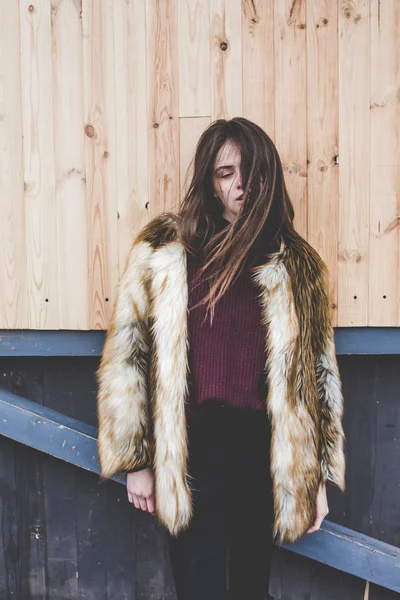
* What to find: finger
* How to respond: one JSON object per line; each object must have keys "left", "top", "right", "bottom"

{"left": 306, "top": 520, "right": 318, "bottom": 533}
{"left": 132, "top": 495, "right": 140, "bottom": 510}
{"left": 127, "top": 492, "right": 133, "bottom": 504}
{"left": 138, "top": 496, "right": 147, "bottom": 511}
{"left": 146, "top": 495, "right": 156, "bottom": 515}
{"left": 306, "top": 526, "right": 316, "bottom": 534}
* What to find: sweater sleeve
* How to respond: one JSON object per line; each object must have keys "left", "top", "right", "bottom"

{"left": 96, "top": 238, "right": 153, "bottom": 480}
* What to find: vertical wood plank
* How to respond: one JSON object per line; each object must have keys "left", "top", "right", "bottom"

{"left": 178, "top": 0, "right": 210, "bottom": 118}
{"left": 242, "top": 0, "right": 275, "bottom": 136}
{"left": 19, "top": 0, "right": 59, "bottom": 328}
{"left": 0, "top": 437, "right": 21, "bottom": 598}
{"left": 340, "top": 357, "right": 377, "bottom": 536}
{"left": 274, "top": 0, "right": 308, "bottom": 238}
{"left": 134, "top": 514, "right": 175, "bottom": 600}
{"left": 369, "top": 356, "right": 400, "bottom": 600}
{"left": 12, "top": 362, "right": 48, "bottom": 598}
{"left": 369, "top": 0, "right": 400, "bottom": 326}
{"left": 338, "top": 0, "right": 370, "bottom": 325}
{"left": 51, "top": 0, "right": 89, "bottom": 330}
{"left": 146, "top": 0, "right": 180, "bottom": 217}
{"left": 270, "top": 547, "right": 365, "bottom": 600}
{"left": 179, "top": 116, "right": 211, "bottom": 200}
{"left": 0, "top": 0, "right": 28, "bottom": 330}
{"left": 76, "top": 472, "right": 107, "bottom": 598}
{"left": 82, "top": 0, "right": 119, "bottom": 329}
{"left": 0, "top": 370, "right": 20, "bottom": 597}
{"left": 43, "top": 456, "right": 78, "bottom": 598}
{"left": 210, "top": 0, "right": 242, "bottom": 120}
{"left": 114, "top": 0, "right": 150, "bottom": 279}
{"left": 306, "top": 0, "right": 340, "bottom": 325}
{"left": 103, "top": 481, "right": 136, "bottom": 600}
{"left": 371, "top": 357, "right": 400, "bottom": 546}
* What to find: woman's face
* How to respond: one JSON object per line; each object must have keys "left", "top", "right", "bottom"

{"left": 212, "top": 139, "right": 245, "bottom": 223}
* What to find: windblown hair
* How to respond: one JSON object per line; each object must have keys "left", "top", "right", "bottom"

{"left": 171, "top": 117, "right": 299, "bottom": 322}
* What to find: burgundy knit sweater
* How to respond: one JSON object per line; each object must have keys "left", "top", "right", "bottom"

{"left": 185, "top": 215, "right": 280, "bottom": 421}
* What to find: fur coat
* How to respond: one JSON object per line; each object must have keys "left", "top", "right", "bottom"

{"left": 96, "top": 213, "right": 346, "bottom": 545}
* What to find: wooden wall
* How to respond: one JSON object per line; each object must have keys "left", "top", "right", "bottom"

{"left": 0, "top": 0, "right": 399, "bottom": 330}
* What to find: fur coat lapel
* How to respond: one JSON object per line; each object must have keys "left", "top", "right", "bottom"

{"left": 96, "top": 213, "right": 346, "bottom": 545}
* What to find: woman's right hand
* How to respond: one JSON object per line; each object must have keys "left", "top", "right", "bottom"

{"left": 126, "top": 467, "right": 156, "bottom": 515}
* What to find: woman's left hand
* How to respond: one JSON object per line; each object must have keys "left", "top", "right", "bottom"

{"left": 306, "top": 482, "right": 329, "bottom": 534}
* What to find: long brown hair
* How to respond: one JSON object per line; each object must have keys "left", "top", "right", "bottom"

{"left": 171, "top": 117, "right": 298, "bottom": 322}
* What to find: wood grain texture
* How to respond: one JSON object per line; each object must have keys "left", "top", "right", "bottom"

{"left": 306, "top": 0, "right": 339, "bottom": 326}
{"left": 210, "top": 0, "right": 242, "bottom": 120}
{"left": 274, "top": 0, "right": 308, "bottom": 239}
{"left": 82, "top": 0, "right": 119, "bottom": 330}
{"left": 20, "top": 0, "right": 59, "bottom": 328}
{"left": 51, "top": 0, "right": 89, "bottom": 330}
{"left": 0, "top": 0, "right": 399, "bottom": 329}
{"left": 242, "top": 0, "right": 275, "bottom": 135}
{"left": 114, "top": 0, "right": 150, "bottom": 278}
{"left": 0, "top": 0, "right": 28, "bottom": 329}
{"left": 178, "top": 0, "right": 210, "bottom": 118}
{"left": 338, "top": 0, "right": 370, "bottom": 325}
{"left": 146, "top": 0, "right": 180, "bottom": 217}
{"left": 369, "top": 0, "right": 400, "bottom": 326}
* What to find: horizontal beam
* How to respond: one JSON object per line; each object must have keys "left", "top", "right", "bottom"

{"left": 0, "top": 388, "right": 125, "bottom": 487}
{"left": 0, "top": 328, "right": 400, "bottom": 357}
{"left": 0, "top": 388, "right": 399, "bottom": 592}
{"left": 281, "top": 520, "right": 400, "bottom": 592}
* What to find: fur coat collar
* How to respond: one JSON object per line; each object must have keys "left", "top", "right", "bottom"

{"left": 96, "top": 213, "right": 346, "bottom": 545}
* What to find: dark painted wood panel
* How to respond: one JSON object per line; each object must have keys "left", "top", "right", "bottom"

{"left": 369, "top": 357, "right": 400, "bottom": 600}
{"left": 0, "top": 436, "right": 21, "bottom": 597}
{"left": 44, "top": 454, "right": 78, "bottom": 599}
{"left": 3, "top": 392, "right": 399, "bottom": 592}
{"left": 0, "top": 355, "right": 399, "bottom": 599}
{"left": 0, "top": 370, "right": 20, "bottom": 597}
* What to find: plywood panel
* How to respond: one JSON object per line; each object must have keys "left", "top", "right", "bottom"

{"left": 338, "top": 0, "right": 370, "bottom": 326}
{"left": 306, "top": 0, "right": 339, "bottom": 326}
{"left": 274, "top": 0, "right": 308, "bottom": 238}
{"left": 20, "top": 0, "right": 59, "bottom": 328}
{"left": 0, "top": 0, "right": 28, "bottom": 329}
{"left": 369, "top": 0, "right": 400, "bottom": 326}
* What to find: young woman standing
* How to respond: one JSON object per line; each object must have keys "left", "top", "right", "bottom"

{"left": 96, "top": 117, "right": 346, "bottom": 600}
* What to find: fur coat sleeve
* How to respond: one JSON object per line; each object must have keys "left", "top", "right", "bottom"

{"left": 96, "top": 234, "right": 154, "bottom": 479}
{"left": 315, "top": 272, "right": 346, "bottom": 491}
{"left": 282, "top": 235, "right": 346, "bottom": 494}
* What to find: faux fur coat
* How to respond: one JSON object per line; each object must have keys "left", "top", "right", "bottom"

{"left": 96, "top": 212, "right": 346, "bottom": 546}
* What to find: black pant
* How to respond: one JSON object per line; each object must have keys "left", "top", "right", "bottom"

{"left": 167, "top": 402, "right": 275, "bottom": 600}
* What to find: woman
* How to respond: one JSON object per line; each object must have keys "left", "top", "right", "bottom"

{"left": 96, "top": 117, "right": 346, "bottom": 599}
